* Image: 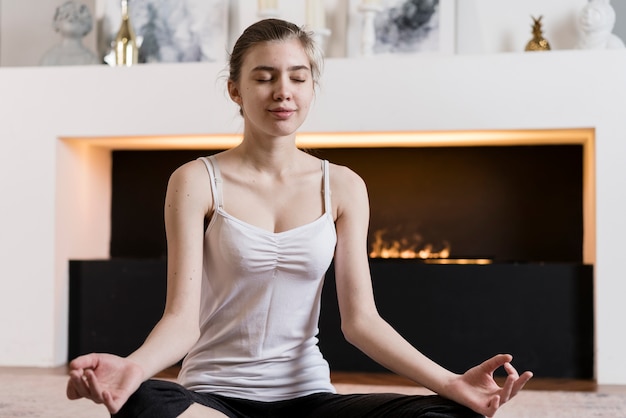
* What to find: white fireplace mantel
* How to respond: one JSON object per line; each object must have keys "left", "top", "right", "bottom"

{"left": 1, "top": 50, "right": 625, "bottom": 384}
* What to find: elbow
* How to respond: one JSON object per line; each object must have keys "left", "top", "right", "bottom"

{"left": 341, "top": 322, "right": 360, "bottom": 347}
{"left": 340, "top": 311, "right": 379, "bottom": 347}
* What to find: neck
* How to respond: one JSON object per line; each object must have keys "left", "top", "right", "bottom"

{"left": 234, "top": 133, "right": 300, "bottom": 175}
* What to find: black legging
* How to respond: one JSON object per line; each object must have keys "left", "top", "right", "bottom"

{"left": 114, "top": 379, "right": 484, "bottom": 418}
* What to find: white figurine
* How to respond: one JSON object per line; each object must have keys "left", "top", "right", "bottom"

{"left": 40, "top": 1, "right": 99, "bottom": 66}
{"left": 576, "top": 0, "right": 625, "bottom": 49}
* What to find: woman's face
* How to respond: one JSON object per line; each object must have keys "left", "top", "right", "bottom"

{"left": 229, "top": 39, "right": 315, "bottom": 139}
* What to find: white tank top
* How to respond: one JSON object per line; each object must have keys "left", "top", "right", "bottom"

{"left": 178, "top": 156, "right": 337, "bottom": 401}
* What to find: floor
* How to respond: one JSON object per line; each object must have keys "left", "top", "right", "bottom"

{"left": 11, "top": 365, "right": 623, "bottom": 395}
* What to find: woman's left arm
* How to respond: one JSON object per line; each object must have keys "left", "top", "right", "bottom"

{"left": 330, "top": 165, "right": 532, "bottom": 417}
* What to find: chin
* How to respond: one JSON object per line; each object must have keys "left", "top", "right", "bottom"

{"left": 270, "top": 123, "right": 303, "bottom": 138}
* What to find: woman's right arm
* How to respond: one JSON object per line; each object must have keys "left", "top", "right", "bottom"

{"left": 67, "top": 160, "right": 212, "bottom": 413}
{"left": 126, "top": 159, "right": 211, "bottom": 376}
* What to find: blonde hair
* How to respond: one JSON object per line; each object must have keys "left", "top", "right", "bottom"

{"left": 229, "top": 18, "right": 323, "bottom": 87}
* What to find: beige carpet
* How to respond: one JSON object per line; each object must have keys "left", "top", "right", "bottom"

{"left": 1, "top": 373, "right": 625, "bottom": 418}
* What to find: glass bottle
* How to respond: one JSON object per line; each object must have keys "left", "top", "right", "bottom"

{"left": 114, "top": 0, "right": 138, "bottom": 66}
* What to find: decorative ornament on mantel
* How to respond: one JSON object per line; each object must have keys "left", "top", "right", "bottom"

{"left": 306, "top": 0, "right": 331, "bottom": 54}
{"left": 113, "top": 0, "right": 138, "bottom": 66}
{"left": 257, "top": 0, "right": 280, "bottom": 19}
{"left": 525, "top": 15, "right": 551, "bottom": 51}
{"left": 40, "top": 0, "right": 99, "bottom": 66}
{"left": 576, "top": 0, "right": 625, "bottom": 50}
{"left": 359, "top": 0, "right": 383, "bottom": 57}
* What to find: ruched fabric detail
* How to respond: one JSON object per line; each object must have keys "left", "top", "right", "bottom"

{"left": 178, "top": 157, "right": 337, "bottom": 401}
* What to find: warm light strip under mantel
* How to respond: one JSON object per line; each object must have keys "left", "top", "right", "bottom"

{"left": 61, "top": 127, "right": 595, "bottom": 264}
{"left": 61, "top": 128, "right": 594, "bottom": 150}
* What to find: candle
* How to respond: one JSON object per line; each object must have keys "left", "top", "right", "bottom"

{"left": 306, "top": 0, "right": 325, "bottom": 29}
{"left": 258, "top": 0, "right": 278, "bottom": 11}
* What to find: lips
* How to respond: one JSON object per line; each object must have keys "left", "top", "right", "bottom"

{"left": 269, "top": 107, "right": 296, "bottom": 119}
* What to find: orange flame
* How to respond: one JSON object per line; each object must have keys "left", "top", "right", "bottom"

{"left": 369, "top": 229, "right": 451, "bottom": 259}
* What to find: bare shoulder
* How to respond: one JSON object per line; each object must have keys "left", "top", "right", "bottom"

{"left": 169, "top": 160, "right": 209, "bottom": 187}
{"left": 329, "top": 162, "right": 367, "bottom": 194}
{"left": 328, "top": 162, "right": 369, "bottom": 218}
{"left": 169, "top": 158, "right": 209, "bottom": 183}
{"left": 166, "top": 158, "right": 213, "bottom": 214}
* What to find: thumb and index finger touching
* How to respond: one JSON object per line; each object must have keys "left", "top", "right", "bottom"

{"left": 68, "top": 352, "right": 102, "bottom": 372}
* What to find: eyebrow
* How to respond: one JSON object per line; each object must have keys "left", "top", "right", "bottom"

{"left": 251, "top": 65, "right": 310, "bottom": 73}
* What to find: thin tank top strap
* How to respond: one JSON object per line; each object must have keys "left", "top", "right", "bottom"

{"left": 198, "top": 156, "right": 224, "bottom": 209}
{"left": 322, "top": 159, "right": 331, "bottom": 214}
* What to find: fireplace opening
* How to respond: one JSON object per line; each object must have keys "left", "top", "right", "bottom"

{"left": 111, "top": 145, "right": 583, "bottom": 263}
{"left": 70, "top": 140, "right": 593, "bottom": 378}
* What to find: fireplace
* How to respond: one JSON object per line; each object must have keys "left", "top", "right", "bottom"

{"left": 69, "top": 258, "right": 593, "bottom": 379}
{"left": 68, "top": 129, "right": 593, "bottom": 379}
{"left": 108, "top": 130, "right": 592, "bottom": 265}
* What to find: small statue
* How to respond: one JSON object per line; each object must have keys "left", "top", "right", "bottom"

{"left": 525, "top": 16, "right": 551, "bottom": 51}
{"left": 576, "top": 0, "right": 625, "bottom": 50}
{"left": 40, "top": 1, "right": 99, "bottom": 66}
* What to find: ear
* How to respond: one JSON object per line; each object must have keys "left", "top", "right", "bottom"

{"left": 228, "top": 80, "right": 243, "bottom": 107}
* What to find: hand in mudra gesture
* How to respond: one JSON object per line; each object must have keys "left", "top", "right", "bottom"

{"left": 67, "top": 353, "right": 144, "bottom": 414}
{"left": 446, "top": 354, "right": 533, "bottom": 417}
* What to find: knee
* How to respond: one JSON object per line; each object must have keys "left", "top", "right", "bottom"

{"left": 421, "top": 396, "right": 484, "bottom": 418}
{"left": 113, "top": 380, "right": 192, "bottom": 418}
{"left": 113, "top": 380, "right": 154, "bottom": 418}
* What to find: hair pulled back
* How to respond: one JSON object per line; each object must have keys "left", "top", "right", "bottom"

{"left": 229, "top": 19, "right": 323, "bottom": 87}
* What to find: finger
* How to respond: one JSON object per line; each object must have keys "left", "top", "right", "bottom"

{"left": 500, "top": 361, "right": 525, "bottom": 403}
{"left": 69, "top": 353, "right": 100, "bottom": 370}
{"left": 66, "top": 379, "right": 81, "bottom": 400}
{"left": 484, "top": 394, "right": 501, "bottom": 418}
{"left": 103, "top": 390, "right": 121, "bottom": 415}
{"left": 84, "top": 369, "right": 105, "bottom": 404}
{"left": 66, "top": 370, "right": 83, "bottom": 399}
{"left": 481, "top": 353, "right": 513, "bottom": 373}
{"left": 511, "top": 370, "right": 534, "bottom": 398}
{"left": 499, "top": 367, "right": 517, "bottom": 404}
{"left": 68, "top": 371, "right": 92, "bottom": 400}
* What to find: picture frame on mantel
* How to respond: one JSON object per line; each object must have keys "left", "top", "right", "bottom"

{"left": 99, "top": 0, "right": 229, "bottom": 64}
{"left": 346, "top": 0, "right": 456, "bottom": 58}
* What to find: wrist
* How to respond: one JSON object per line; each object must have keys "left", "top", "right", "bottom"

{"left": 434, "top": 371, "right": 462, "bottom": 398}
{"left": 125, "top": 354, "right": 149, "bottom": 381}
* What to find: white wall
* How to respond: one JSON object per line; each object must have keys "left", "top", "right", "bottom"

{"left": 1, "top": 51, "right": 626, "bottom": 384}
{"left": 3, "top": 0, "right": 623, "bottom": 66}
{"left": 2, "top": 0, "right": 626, "bottom": 386}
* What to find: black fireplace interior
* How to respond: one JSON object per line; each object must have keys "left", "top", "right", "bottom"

{"left": 110, "top": 145, "right": 583, "bottom": 262}
{"left": 68, "top": 144, "right": 593, "bottom": 379}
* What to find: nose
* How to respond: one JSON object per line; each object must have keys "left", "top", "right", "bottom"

{"left": 273, "top": 76, "right": 292, "bottom": 101}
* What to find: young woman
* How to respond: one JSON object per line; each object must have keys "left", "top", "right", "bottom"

{"left": 66, "top": 18, "right": 532, "bottom": 418}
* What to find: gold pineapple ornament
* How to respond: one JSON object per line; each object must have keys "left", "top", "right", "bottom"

{"left": 525, "top": 15, "right": 551, "bottom": 51}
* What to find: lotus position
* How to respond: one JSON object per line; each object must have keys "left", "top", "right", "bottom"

{"left": 66, "top": 18, "right": 532, "bottom": 418}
